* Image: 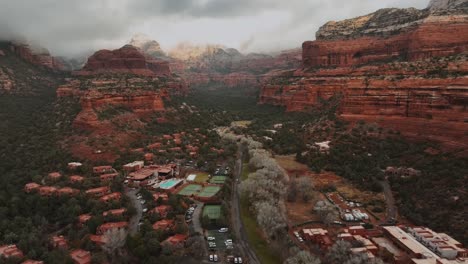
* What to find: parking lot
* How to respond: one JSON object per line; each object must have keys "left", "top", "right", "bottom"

{"left": 206, "top": 229, "right": 231, "bottom": 251}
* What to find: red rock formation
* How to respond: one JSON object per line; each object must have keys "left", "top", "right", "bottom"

{"left": 76, "top": 45, "right": 170, "bottom": 77}
{"left": 9, "top": 43, "right": 65, "bottom": 71}
{"left": 260, "top": 6, "right": 468, "bottom": 152}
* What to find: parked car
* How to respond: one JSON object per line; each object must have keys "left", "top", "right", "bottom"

{"left": 213, "top": 254, "right": 218, "bottom": 262}
{"left": 209, "top": 255, "right": 213, "bottom": 262}
{"left": 219, "top": 228, "right": 228, "bottom": 233}
{"left": 142, "top": 208, "right": 148, "bottom": 213}
{"left": 207, "top": 237, "right": 215, "bottom": 241}
{"left": 238, "top": 257, "right": 243, "bottom": 263}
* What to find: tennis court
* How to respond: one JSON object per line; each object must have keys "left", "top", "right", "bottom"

{"left": 177, "top": 184, "right": 202, "bottom": 196}
{"left": 203, "top": 204, "right": 222, "bottom": 220}
{"left": 198, "top": 186, "right": 221, "bottom": 198}
{"left": 209, "top": 175, "right": 227, "bottom": 184}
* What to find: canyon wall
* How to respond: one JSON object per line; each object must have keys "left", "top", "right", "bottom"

{"left": 260, "top": 4, "right": 468, "bottom": 152}
{"left": 9, "top": 43, "right": 65, "bottom": 71}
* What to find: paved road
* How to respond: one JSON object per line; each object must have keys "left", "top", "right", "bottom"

{"left": 231, "top": 147, "right": 260, "bottom": 264}
{"left": 191, "top": 201, "right": 210, "bottom": 261}
{"left": 125, "top": 187, "right": 143, "bottom": 235}
{"left": 379, "top": 180, "right": 397, "bottom": 223}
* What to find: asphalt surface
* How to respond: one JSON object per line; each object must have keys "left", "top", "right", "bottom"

{"left": 380, "top": 180, "right": 397, "bottom": 223}
{"left": 231, "top": 148, "right": 260, "bottom": 264}
{"left": 125, "top": 187, "right": 143, "bottom": 235}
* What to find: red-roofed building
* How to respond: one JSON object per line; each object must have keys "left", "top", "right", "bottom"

{"left": 129, "top": 168, "right": 158, "bottom": 181}
{"left": 48, "top": 172, "right": 62, "bottom": 180}
{"left": 38, "top": 186, "right": 57, "bottom": 196}
{"left": 97, "top": 222, "right": 128, "bottom": 235}
{"left": 50, "top": 236, "right": 68, "bottom": 249}
{"left": 123, "top": 161, "right": 144, "bottom": 172}
{"left": 78, "top": 214, "right": 92, "bottom": 225}
{"left": 163, "top": 135, "right": 173, "bottom": 140}
{"left": 153, "top": 219, "right": 174, "bottom": 231}
{"left": 0, "top": 244, "right": 24, "bottom": 259}
{"left": 99, "top": 192, "right": 121, "bottom": 203}
{"left": 70, "top": 175, "right": 84, "bottom": 183}
{"left": 92, "top": 166, "right": 114, "bottom": 174}
{"left": 147, "top": 143, "right": 162, "bottom": 150}
{"left": 144, "top": 153, "right": 154, "bottom": 162}
{"left": 169, "top": 147, "right": 182, "bottom": 152}
{"left": 100, "top": 173, "right": 119, "bottom": 182}
{"left": 85, "top": 186, "right": 110, "bottom": 197}
{"left": 151, "top": 205, "right": 172, "bottom": 218}
{"left": 153, "top": 192, "right": 169, "bottom": 202}
{"left": 89, "top": 235, "right": 107, "bottom": 245}
{"left": 301, "top": 228, "right": 333, "bottom": 249}
{"left": 68, "top": 162, "right": 82, "bottom": 170}
{"left": 163, "top": 234, "right": 188, "bottom": 246}
{"left": 70, "top": 249, "right": 91, "bottom": 264}
{"left": 103, "top": 208, "right": 126, "bottom": 217}
{"left": 57, "top": 187, "right": 79, "bottom": 196}
{"left": 22, "top": 260, "right": 44, "bottom": 264}
{"left": 348, "top": 226, "right": 367, "bottom": 236}
{"left": 24, "top": 183, "right": 41, "bottom": 193}
{"left": 131, "top": 148, "right": 144, "bottom": 153}
{"left": 174, "top": 138, "right": 182, "bottom": 145}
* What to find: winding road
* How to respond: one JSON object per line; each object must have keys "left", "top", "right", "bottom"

{"left": 231, "top": 147, "right": 260, "bottom": 264}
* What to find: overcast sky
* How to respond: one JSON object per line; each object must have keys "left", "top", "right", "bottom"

{"left": 0, "top": 0, "right": 429, "bottom": 58}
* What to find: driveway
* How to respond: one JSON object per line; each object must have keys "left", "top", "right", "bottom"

{"left": 380, "top": 180, "right": 397, "bottom": 223}
{"left": 231, "top": 148, "right": 260, "bottom": 264}
{"left": 125, "top": 187, "right": 143, "bottom": 235}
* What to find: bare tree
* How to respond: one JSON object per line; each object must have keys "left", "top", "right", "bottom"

{"left": 297, "top": 177, "right": 314, "bottom": 202}
{"left": 326, "top": 240, "right": 352, "bottom": 264}
{"left": 102, "top": 228, "right": 127, "bottom": 260}
{"left": 284, "top": 250, "right": 321, "bottom": 264}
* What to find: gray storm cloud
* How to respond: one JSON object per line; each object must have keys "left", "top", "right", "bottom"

{"left": 0, "top": 0, "right": 429, "bottom": 58}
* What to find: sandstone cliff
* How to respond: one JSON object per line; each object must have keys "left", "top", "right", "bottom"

{"left": 260, "top": 3, "right": 468, "bottom": 153}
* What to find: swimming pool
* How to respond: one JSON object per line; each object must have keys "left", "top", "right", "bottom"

{"left": 158, "top": 179, "right": 182, "bottom": 190}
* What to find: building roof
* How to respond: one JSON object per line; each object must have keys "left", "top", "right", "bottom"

{"left": 163, "top": 234, "right": 188, "bottom": 245}
{"left": 97, "top": 222, "right": 128, "bottom": 234}
{"left": 48, "top": 172, "right": 62, "bottom": 179}
{"left": 22, "top": 260, "right": 44, "bottom": 264}
{"left": 103, "top": 208, "right": 126, "bottom": 217}
{"left": 70, "top": 249, "right": 91, "bottom": 264}
{"left": 383, "top": 226, "right": 440, "bottom": 259}
{"left": 153, "top": 219, "right": 175, "bottom": 230}
{"left": 303, "top": 228, "right": 328, "bottom": 237}
{"left": 78, "top": 214, "right": 92, "bottom": 223}
{"left": 129, "top": 168, "right": 158, "bottom": 181}
{"left": 24, "top": 182, "right": 41, "bottom": 190}
{"left": 99, "top": 192, "right": 121, "bottom": 202}
{"left": 51, "top": 236, "right": 68, "bottom": 248}
{"left": 70, "top": 175, "right": 84, "bottom": 182}
{"left": 85, "top": 186, "right": 109, "bottom": 196}
{"left": 0, "top": 244, "right": 24, "bottom": 258}
{"left": 89, "top": 235, "right": 107, "bottom": 245}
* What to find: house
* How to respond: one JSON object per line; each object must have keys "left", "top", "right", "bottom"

{"left": 57, "top": 187, "right": 79, "bottom": 196}
{"left": 153, "top": 192, "right": 169, "bottom": 202}
{"left": 67, "top": 162, "right": 83, "bottom": 170}
{"left": 100, "top": 173, "right": 119, "bottom": 182}
{"left": 152, "top": 219, "right": 175, "bottom": 231}
{"left": 103, "top": 208, "right": 126, "bottom": 217}
{"left": 69, "top": 175, "right": 84, "bottom": 183}
{"left": 50, "top": 235, "right": 68, "bottom": 249}
{"left": 38, "top": 186, "right": 57, "bottom": 196}
{"left": 123, "top": 161, "right": 144, "bottom": 172}
{"left": 97, "top": 222, "right": 128, "bottom": 235}
{"left": 147, "top": 143, "right": 162, "bottom": 150}
{"left": 0, "top": 244, "right": 24, "bottom": 259}
{"left": 301, "top": 228, "right": 332, "bottom": 249}
{"left": 151, "top": 205, "right": 172, "bottom": 217}
{"left": 144, "top": 153, "right": 154, "bottom": 162}
{"left": 48, "top": 172, "right": 62, "bottom": 180}
{"left": 99, "top": 192, "right": 121, "bottom": 203}
{"left": 24, "top": 183, "right": 41, "bottom": 193}
{"left": 163, "top": 234, "right": 188, "bottom": 246}
{"left": 89, "top": 235, "right": 107, "bottom": 245}
{"left": 92, "top": 166, "right": 114, "bottom": 174}
{"left": 70, "top": 249, "right": 91, "bottom": 264}
{"left": 407, "top": 226, "right": 468, "bottom": 259}
{"left": 85, "top": 186, "right": 110, "bottom": 197}
{"left": 163, "top": 135, "right": 173, "bottom": 140}
{"left": 383, "top": 226, "right": 440, "bottom": 260}
{"left": 78, "top": 214, "right": 92, "bottom": 225}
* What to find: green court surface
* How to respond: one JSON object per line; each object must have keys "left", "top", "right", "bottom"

{"left": 209, "top": 176, "right": 227, "bottom": 184}
{"left": 203, "top": 205, "right": 222, "bottom": 220}
{"left": 177, "top": 184, "right": 202, "bottom": 196}
{"left": 198, "top": 186, "right": 221, "bottom": 197}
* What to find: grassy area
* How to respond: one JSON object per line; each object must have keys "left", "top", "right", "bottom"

{"left": 241, "top": 163, "right": 249, "bottom": 181}
{"left": 239, "top": 165, "right": 281, "bottom": 264}
{"left": 203, "top": 205, "right": 222, "bottom": 220}
{"left": 195, "top": 172, "right": 210, "bottom": 183}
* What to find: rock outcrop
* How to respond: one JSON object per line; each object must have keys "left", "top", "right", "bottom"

{"left": 129, "top": 33, "right": 166, "bottom": 58}
{"left": 9, "top": 43, "right": 65, "bottom": 71}
{"left": 260, "top": 4, "right": 468, "bottom": 153}
{"left": 75, "top": 45, "right": 171, "bottom": 76}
